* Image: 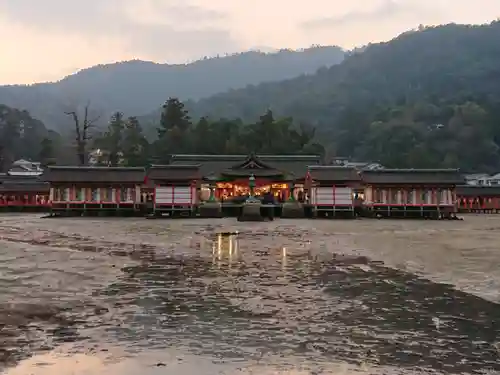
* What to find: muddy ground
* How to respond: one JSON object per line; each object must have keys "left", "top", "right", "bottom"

{"left": 0, "top": 214, "right": 499, "bottom": 374}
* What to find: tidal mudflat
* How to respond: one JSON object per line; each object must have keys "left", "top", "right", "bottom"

{"left": 0, "top": 214, "right": 499, "bottom": 374}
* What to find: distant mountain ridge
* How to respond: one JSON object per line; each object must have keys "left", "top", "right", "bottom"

{"left": 182, "top": 21, "right": 500, "bottom": 171}
{"left": 0, "top": 46, "right": 345, "bottom": 131}
{"left": 186, "top": 22, "right": 500, "bottom": 124}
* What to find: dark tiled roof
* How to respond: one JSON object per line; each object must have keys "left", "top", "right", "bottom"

{"left": 170, "top": 155, "right": 245, "bottom": 177}
{"left": 220, "top": 168, "right": 285, "bottom": 178}
{"left": 215, "top": 154, "right": 284, "bottom": 177}
{"left": 42, "top": 166, "right": 145, "bottom": 183}
{"left": 0, "top": 181, "right": 49, "bottom": 192}
{"left": 456, "top": 185, "right": 500, "bottom": 197}
{"left": 0, "top": 174, "right": 48, "bottom": 192}
{"left": 308, "top": 166, "right": 361, "bottom": 181}
{"left": 260, "top": 155, "right": 321, "bottom": 176}
{"left": 148, "top": 165, "right": 201, "bottom": 181}
{"left": 0, "top": 174, "right": 42, "bottom": 182}
{"left": 169, "top": 154, "right": 321, "bottom": 177}
{"left": 229, "top": 154, "right": 274, "bottom": 170}
{"left": 361, "top": 169, "right": 465, "bottom": 185}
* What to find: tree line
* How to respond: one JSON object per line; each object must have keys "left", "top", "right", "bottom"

{"left": 0, "top": 97, "right": 324, "bottom": 171}
{"left": 73, "top": 97, "right": 325, "bottom": 167}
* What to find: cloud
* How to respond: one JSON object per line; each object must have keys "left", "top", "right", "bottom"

{"left": 135, "top": 1, "right": 227, "bottom": 24}
{"left": 2, "top": 0, "right": 500, "bottom": 84}
{"left": 300, "top": 0, "right": 435, "bottom": 30}
{"left": 131, "top": 25, "right": 237, "bottom": 60}
{"left": 296, "top": 0, "right": 449, "bottom": 49}
{"left": 0, "top": 0, "right": 238, "bottom": 60}
{"left": 0, "top": 0, "right": 227, "bottom": 31}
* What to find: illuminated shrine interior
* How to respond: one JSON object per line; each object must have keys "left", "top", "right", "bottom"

{"left": 199, "top": 181, "right": 306, "bottom": 201}
{"left": 216, "top": 182, "right": 288, "bottom": 199}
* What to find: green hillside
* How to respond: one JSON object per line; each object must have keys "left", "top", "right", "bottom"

{"left": 186, "top": 22, "right": 500, "bottom": 172}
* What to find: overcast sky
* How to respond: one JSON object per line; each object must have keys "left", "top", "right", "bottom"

{"left": 0, "top": 0, "right": 498, "bottom": 84}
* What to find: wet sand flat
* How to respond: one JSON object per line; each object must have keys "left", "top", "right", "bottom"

{"left": 0, "top": 214, "right": 499, "bottom": 374}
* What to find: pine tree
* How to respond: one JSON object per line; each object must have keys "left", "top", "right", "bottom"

{"left": 123, "top": 117, "right": 149, "bottom": 166}
{"left": 105, "top": 112, "right": 125, "bottom": 166}
{"left": 156, "top": 97, "right": 192, "bottom": 158}
{"left": 158, "top": 97, "right": 191, "bottom": 137}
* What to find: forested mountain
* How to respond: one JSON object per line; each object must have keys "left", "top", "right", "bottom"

{"left": 0, "top": 104, "right": 61, "bottom": 171}
{"left": 186, "top": 21, "right": 500, "bottom": 172}
{"left": 3, "top": 21, "right": 500, "bottom": 172}
{"left": 0, "top": 46, "right": 344, "bottom": 131}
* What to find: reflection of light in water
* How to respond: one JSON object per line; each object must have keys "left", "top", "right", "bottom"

{"left": 228, "top": 235, "right": 233, "bottom": 268}
{"left": 213, "top": 233, "right": 239, "bottom": 267}
{"left": 217, "top": 235, "right": 222, "bottom": 258}
{"left": 281, "top": 246, "right": 288, "bottom": 279}
{"left": 212, "top": 243, "right": 216, "bottom": 266}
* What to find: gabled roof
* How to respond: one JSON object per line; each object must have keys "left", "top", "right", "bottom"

{"left": 170, "top": 155, "right": 249, "bottom": 177}
{"left": 221, "top": 154, "right": 284, "bottom": 177}
{"left": 148, "top": 164, "right": 201, "bottom": 181}
{"left": 169, "top": 154, "right": 321, "bottom": 178}
{"left": 258, "top": 155, "right": 321, "bottom": 177}
{"left": 11, "top": 159, "right": 42, "bottom": 171}
{"left": 12, "top": 159, "right": 32, "bottom": 165}
{"left": 308, "top": 166, "right": 361, "bottom": 181}
{"left": 42, "top": 166, "right": 145, "bottom": 183}
{"left": 229, "top": 154, "right": 274, "bottom": 170}
{"left": 361, "top": 169, "right": 465, "bottom": 185}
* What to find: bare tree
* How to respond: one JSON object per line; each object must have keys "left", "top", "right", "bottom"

{"left": 64, "top": 101, "right": 101, "bottom": 166}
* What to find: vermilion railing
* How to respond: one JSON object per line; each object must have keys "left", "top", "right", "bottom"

{"left": 457, "top": 197, "right": 500, "bottom": 210}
